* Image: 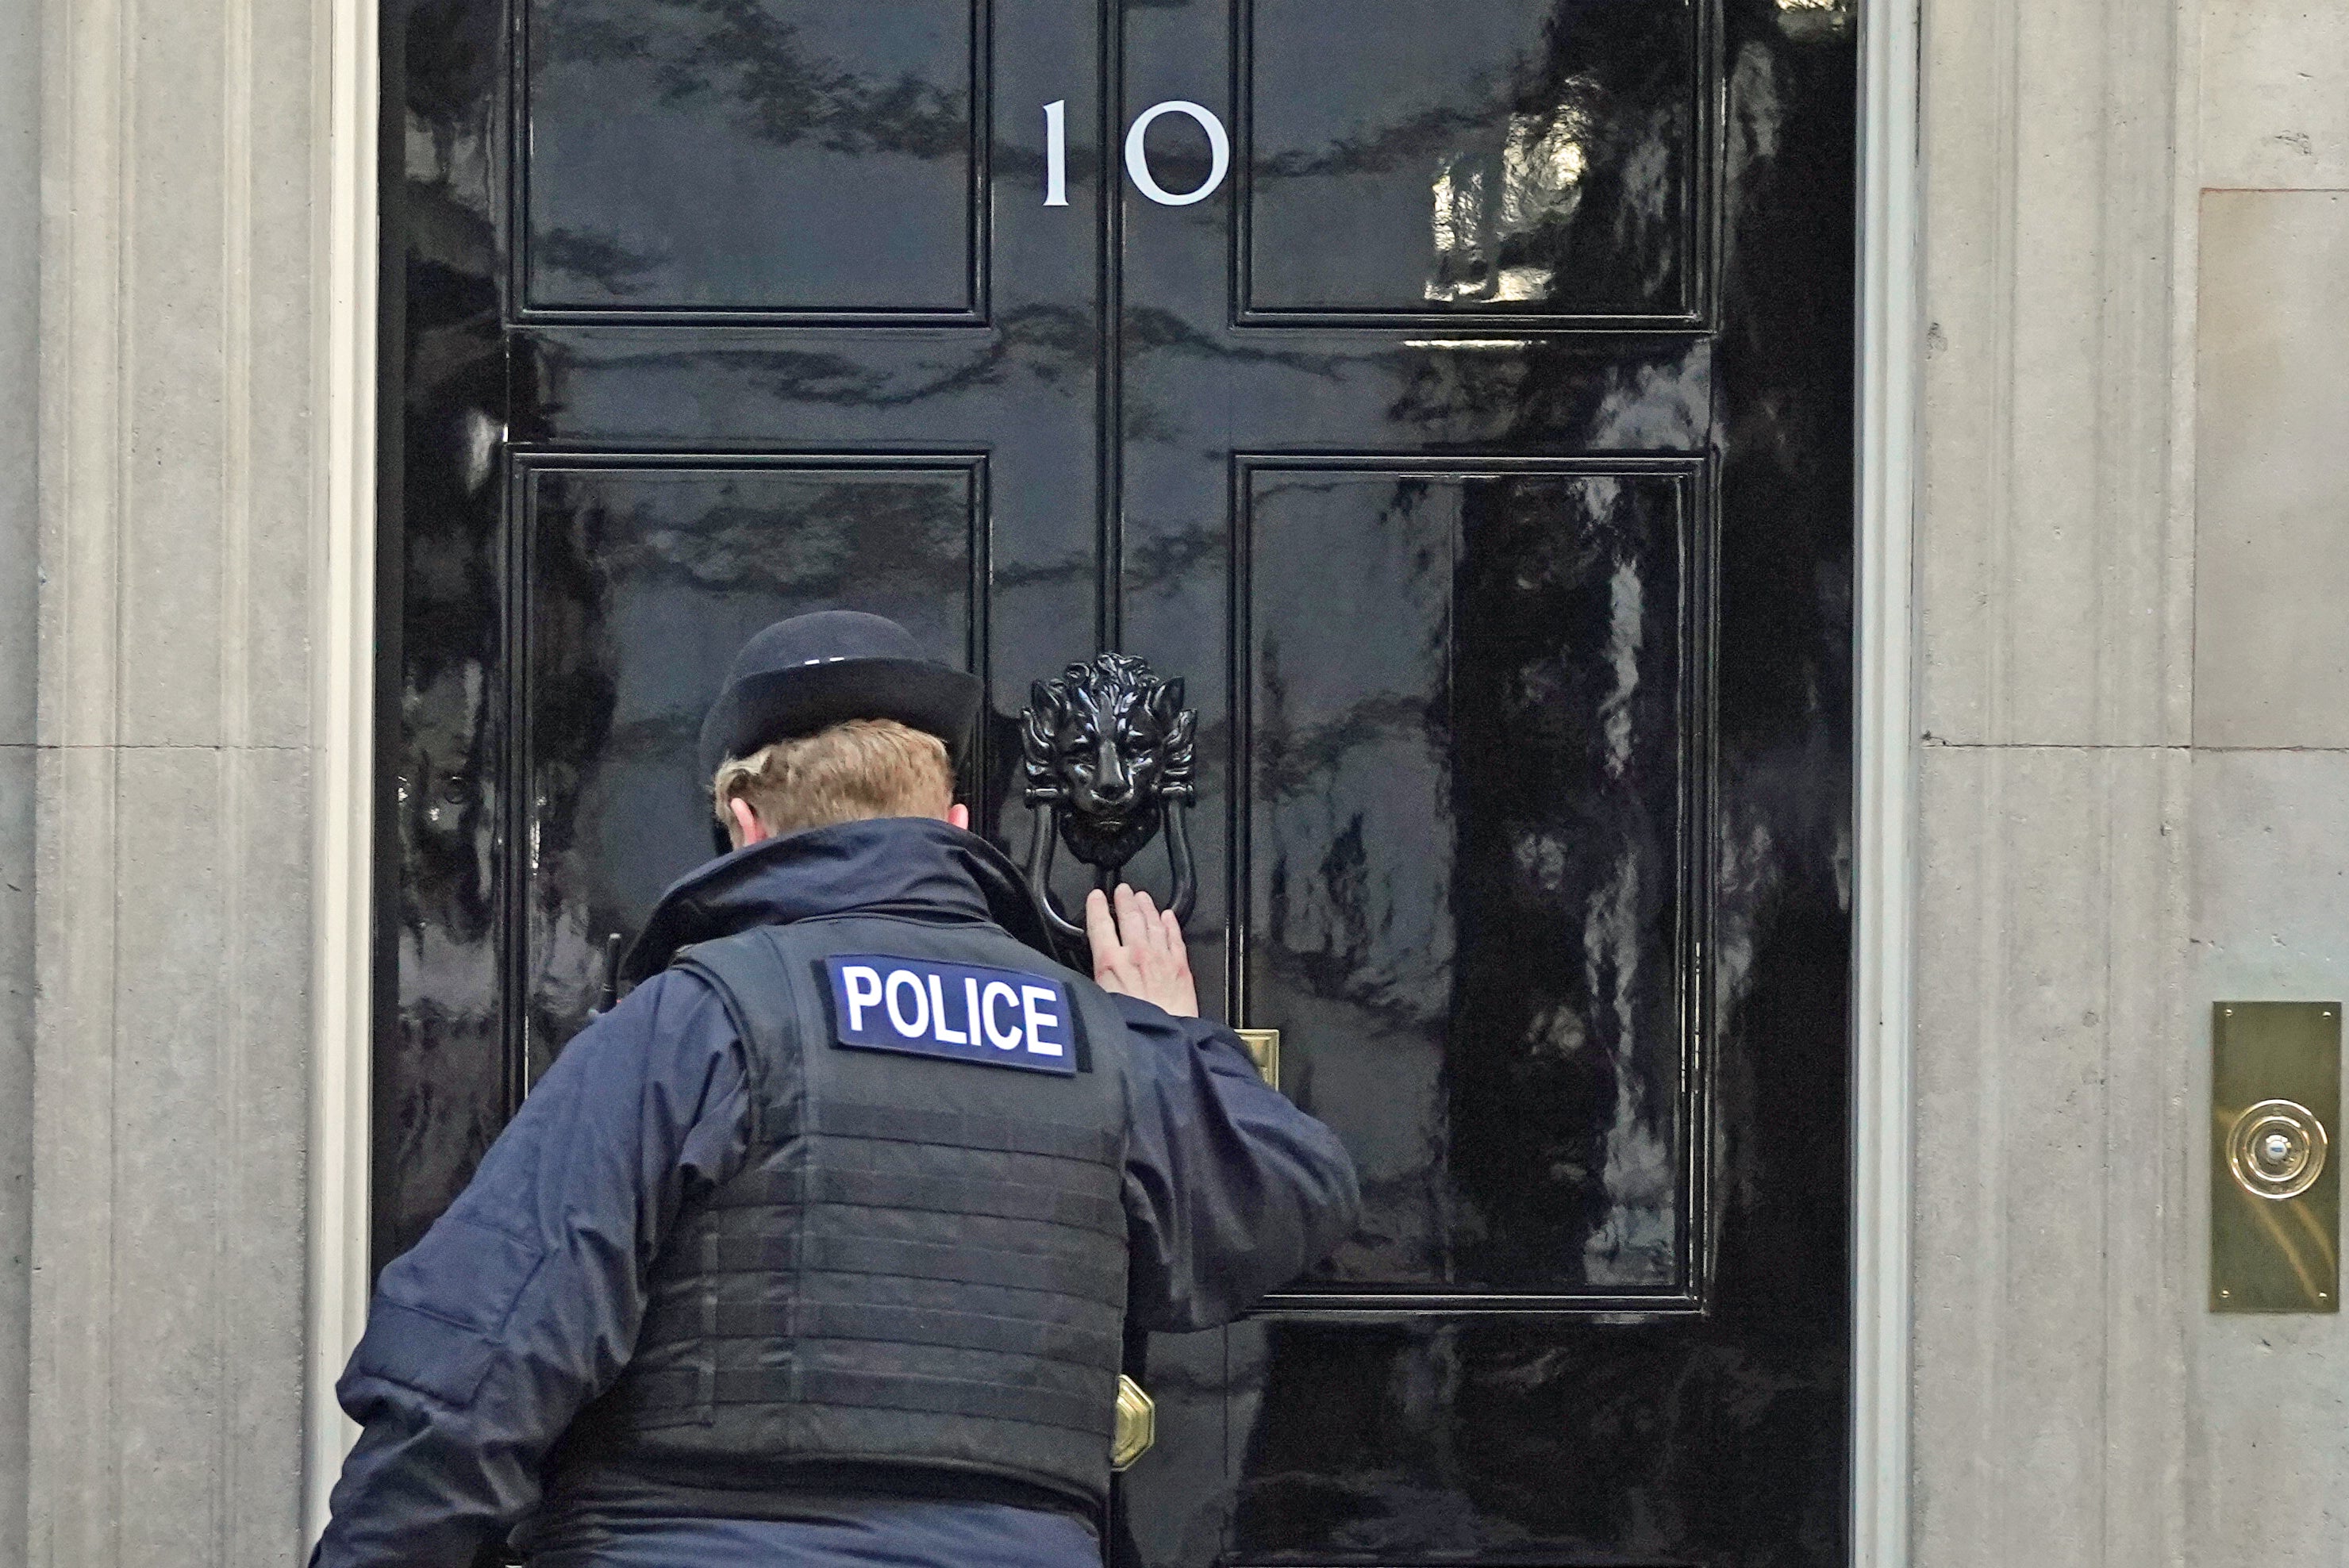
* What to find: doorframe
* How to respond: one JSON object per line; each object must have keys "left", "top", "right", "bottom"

{"left": 1851, "top": 0, "right": 1921, "bottom": 1562}
{"left": 298, "top": 0, "right": 1925, "bottom": 1553}
{"left": 302, "top": 0, "right": 379, "bottom": 1539}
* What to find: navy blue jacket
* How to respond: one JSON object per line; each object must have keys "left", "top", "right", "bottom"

{"left": 313, "top": 818, "right": 1360, "bottom": 1567}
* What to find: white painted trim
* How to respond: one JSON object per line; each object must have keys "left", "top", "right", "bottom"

{"left": 1851, "top": 0, "right": 1920, "bottom": 1562}
{"left": 304, "top": 0, "right": 378, "bottom": 1541}
{"left": 290, "top": 2, "right": 1914, "bottom": 1552}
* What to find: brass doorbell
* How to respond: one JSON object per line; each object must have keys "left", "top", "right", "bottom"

{"left": 2211, "top": 1002, "right": 2339, "bottom": 1312}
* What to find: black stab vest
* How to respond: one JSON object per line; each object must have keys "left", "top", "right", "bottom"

{"left": 573, "top": 913, "right": 1134, "bottom": 1509}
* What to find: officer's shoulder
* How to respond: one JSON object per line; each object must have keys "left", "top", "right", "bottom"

{"left": 975, "top": 928, "right": 1101, "bottom": 993}
{"left": 669, "top": 925, "right": 774, "bottom": 965}
{"left": 521, "top": 967, "right": 732, "bottom": 1098}
{"left": 609, "top": 959, "right": 733, "bottom": 1027}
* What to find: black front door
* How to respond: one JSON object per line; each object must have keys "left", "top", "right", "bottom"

{"left": 377, "top": 1, "right": 1857, "bottom": 1562}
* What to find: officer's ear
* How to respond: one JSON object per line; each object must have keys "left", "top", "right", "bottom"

{"left": 729, "top": 797, "right": 771, "bottom": 849}
{"left": 948, "top": 803, "right": 971, "bottom": 832}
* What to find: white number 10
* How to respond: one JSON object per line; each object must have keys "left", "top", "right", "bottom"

{"left": 1043, "top": 98, "right": 1232, "bottom": 208}
{"left": 1044, "top": 99, "right": 1070, "bottom": 206}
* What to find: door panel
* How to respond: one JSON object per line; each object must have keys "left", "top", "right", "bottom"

{"left": 1238, "top": 0, "right": 1702, "bottom": 323}
{"left": 522, "top": 0, "right": 989, "bottom": 317}
{"left": 517, "top": 459, "right": 990, "bottom": 1077}
{"left": 1229, "top": 1316, "right": 1844, "bottom": 1562}
{"left": 1239, "top": 462, "right": 1694, "bottom": 1302}
{"left": 379, "top": 0, "right": 1855, "bottom": 1562}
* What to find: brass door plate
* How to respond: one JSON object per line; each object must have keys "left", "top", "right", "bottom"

{"left": 2212, "top": 1001, "right": 2340, "bottom": 1313}
{"left": 1235, "top": 1028, "right": 1280, "bottom": 1092}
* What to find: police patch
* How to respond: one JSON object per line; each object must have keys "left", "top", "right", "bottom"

{"left": 823, "top": 955, "right": 1079, "bottom": 1075}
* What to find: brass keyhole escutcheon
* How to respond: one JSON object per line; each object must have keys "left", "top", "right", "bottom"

{"left": 1235, "top": 1028, "right": 1281, "bottom": 1093}
{"left": 2228, "top": 1099, "right": 2329, "bottom": 1201}
{"left": 1111, "top": 1374, "right": 1155, "bottom": 1472}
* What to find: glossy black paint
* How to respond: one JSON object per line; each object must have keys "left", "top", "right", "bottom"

{"left": 378, "top": 0, "right": 1855, "bottom": 1562}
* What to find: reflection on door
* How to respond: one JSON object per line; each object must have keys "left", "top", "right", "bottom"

{"left": 379, "top": 0, "right": 1857, "bottom": 1562}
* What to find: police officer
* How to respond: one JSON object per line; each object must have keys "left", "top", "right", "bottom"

{"left": 313, "top": 611, "right": 1362, "bottom": 1568}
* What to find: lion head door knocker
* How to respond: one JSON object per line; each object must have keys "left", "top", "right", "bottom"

{"left": 1020, "top": 653, "right": 1198, "bottom": 943}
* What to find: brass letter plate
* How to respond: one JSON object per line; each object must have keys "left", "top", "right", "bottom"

{"left": 2212, "top": 1001, "right": 2339, "bottom": 1312}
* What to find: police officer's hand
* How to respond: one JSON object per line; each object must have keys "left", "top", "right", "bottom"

{"left": 1086, "top": 884, "right": 1198, "bottom": 1017}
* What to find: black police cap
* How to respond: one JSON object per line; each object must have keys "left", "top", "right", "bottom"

{"left": 696, "top": 611, "right": 983, "bottom": 783}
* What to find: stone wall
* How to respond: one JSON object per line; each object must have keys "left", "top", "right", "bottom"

{"left": 0, "top": 0, "right": 38, "bottom": 1558}
{"left": 1911, "top": 0, "right": 2190, "bottom": 1558}
{"left": 2186, "top": 2, "right": 2349, "bottom": 1558}
{"left": 27, "top": 0, "right": 322, "bottom": 1562}
{"left": 1913, "top": 0, "right": 2349, "bottom": 1562}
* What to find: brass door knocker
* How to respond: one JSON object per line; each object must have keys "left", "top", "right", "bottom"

{"left": 1019, "top": 653, "right": 1198, "bottom": 943}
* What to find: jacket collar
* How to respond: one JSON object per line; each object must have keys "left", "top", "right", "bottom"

{"left": 621, "top": 817, "right": 1058, "bottom": 984}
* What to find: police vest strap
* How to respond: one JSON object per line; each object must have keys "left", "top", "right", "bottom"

{"left": 694, "top": 1230, "right": 1127, "bottom": 1301}
{"left": 677, "top": 1300, "right": 1122, "bottom": 1367}
{"left": 614, "top": 1363, "right": 1117, "bottom": 1436}
{"left": 702, "top": 1165, "right": 1125, "bottom": 1234}
{"left": 805, "top": 1099, "right": 1121, "bottom": 1165}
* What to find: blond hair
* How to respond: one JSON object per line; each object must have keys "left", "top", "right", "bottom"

{"left": 713, "top": 717, "right": 954, "bottom": 842}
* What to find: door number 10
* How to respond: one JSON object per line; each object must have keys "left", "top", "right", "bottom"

{"left": 1044, "top": 99, "right": 1232, "bottom": 208}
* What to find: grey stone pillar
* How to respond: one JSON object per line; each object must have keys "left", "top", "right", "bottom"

{"left": 1911, "top": 0, "right": 2193, "bottom": 1561}
{"left": 1, "top": 0, "right": 42, "bottom": 1555}
{"left": 29, "top": 0, "right": 325, "bottom": 1561}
